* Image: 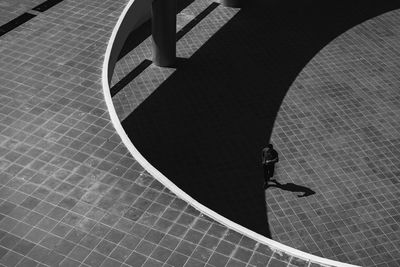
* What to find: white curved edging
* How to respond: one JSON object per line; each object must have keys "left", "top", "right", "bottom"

{"left": 101, "top": 1, "right": 359, "bottom": 266}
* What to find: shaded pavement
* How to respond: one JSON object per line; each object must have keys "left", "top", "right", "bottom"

{"left": 122, "top": 0, "right": 400, "bottom": 238}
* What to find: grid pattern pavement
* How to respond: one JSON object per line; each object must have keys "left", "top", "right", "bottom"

{"left": 110, "top": 2, "right": 400, "bottom": 267}
{"left": 268, "top": 10, "right": 400, "bottom": 266}
{"left": 0, "top": 0, "right": 45, "bottom": 25}
{"left": 0, "top": 0, "right": 332, "bottom": 267}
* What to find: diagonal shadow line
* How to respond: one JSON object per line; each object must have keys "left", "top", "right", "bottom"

{"left": 0, "top": 0, "right": 66, "bottom": 38}
{"left": 110, "top": 60, "right": 152, "bottom": 97}
{"left": 176, "top": 2, "right": 220, "bottom": 41}
{"left": 32, "top": 0, "right": 64, "bottom": 12}
{"left": 111, "top": 2, "right": 220, "bottom": 97}
{"left": 0, "top": 13, "right": 36, "bottom": 37}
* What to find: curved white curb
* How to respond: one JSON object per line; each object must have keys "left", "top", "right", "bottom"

{"left": 101, "top": 1, "right": 359, "bottom": 266}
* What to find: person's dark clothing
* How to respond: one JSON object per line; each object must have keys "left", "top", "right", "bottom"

{"left": 262, "top": 147, "right": 279, "bottom": 184}
{"left": 263, "top": 164, "right": 275, "bottom": 181}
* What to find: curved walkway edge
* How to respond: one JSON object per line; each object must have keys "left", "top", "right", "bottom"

{"left": 101, "top": 1, "right": 359, "bottom": 266}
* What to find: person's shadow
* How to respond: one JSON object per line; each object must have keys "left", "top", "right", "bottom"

{"left": 265, "top": 180, "right": 315, "bottom": 198}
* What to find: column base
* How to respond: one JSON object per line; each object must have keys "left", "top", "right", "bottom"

{"left": 152, "top": 55, "right": 176, "bottom": 67}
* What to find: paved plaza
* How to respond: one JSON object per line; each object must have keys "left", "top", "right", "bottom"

{"left": 0, "top": 0, "right": 400, "bottom": 267}
{"left": 113, "top": 1, "right": 400, "bottom": 266}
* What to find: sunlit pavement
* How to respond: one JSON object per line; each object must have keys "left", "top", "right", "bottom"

{"left": 0, "top": 0, "right": 399, "bottom": 266}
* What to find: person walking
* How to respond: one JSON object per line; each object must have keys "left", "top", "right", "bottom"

{"left": 262, "top": 144, "right": 279, "bottom": 188}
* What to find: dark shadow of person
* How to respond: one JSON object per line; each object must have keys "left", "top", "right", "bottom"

{"left": 265, "top": 180, "right": 315, "bottom": 198}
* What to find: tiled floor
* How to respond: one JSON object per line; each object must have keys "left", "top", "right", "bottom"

{"left": 0, "top": 0, "right": 45, "bottom": 25}
{"left": 268, "top": 10, "right": 400, "bottom": 266}
{"left": 111, "top": 0, "right": 229, "bottom": 121}
{"left": 111, "top": 1, "right": 400, "bottom": 267}
{"left": 0, "top": 1, "right": 337, "bottom": 267}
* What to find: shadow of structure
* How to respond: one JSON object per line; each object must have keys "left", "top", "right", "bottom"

{"left": 118, "top": 0, "right": 196, "bottom": 60}
{"left": 122, "top": 0, "right": 400, "bottom": 237}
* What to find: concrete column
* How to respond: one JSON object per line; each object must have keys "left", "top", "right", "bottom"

{"left": 221, "top": 0, "right": 241, "bottom": 8}
{"left": 151, "top": 0, "right": 176, "bottom": 67}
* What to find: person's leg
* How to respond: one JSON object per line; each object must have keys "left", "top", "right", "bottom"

{"left": 270, "top": 164, "right": 275, "bottom": 178}
{"left": 263, "top": 165, "right": 269, "bottom": 187}
{"left": 265, "top": 164, "right": 273, "bottom": 178}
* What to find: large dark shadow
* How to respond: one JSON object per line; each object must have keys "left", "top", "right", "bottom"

{"left": 122, "top": 0, "right": 400, "bottom": 237}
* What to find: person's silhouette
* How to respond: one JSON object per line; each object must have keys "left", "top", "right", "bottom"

{"left": 262, "top": 144, "right": 279, "bottom": 188}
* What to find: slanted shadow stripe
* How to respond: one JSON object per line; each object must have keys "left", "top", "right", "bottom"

{"left": 112, "top": 2, "right": 220, "bottom": 98}
{"left": 0, "top": 13, "right": 36, "bottom": 37}
{"left": 110, "top": 60, "right": 153, "bottom": 97}
{"left": 32, "top": 0, "right": 64, "bottom": 12}
{"left": 176, "top": 2, "right": 220, "bottom": 41}
{"left": 0, "top": 0, "right": 65, "bottom": 38}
